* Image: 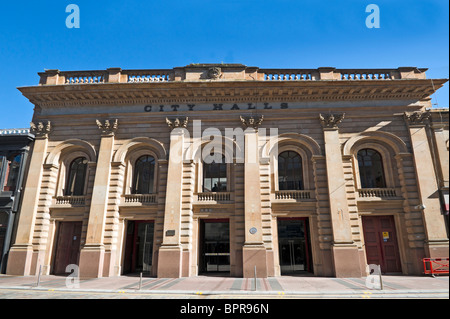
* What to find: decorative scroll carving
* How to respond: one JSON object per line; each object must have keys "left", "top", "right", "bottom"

{"left": 30, "top": 121, "right": 52, "bottom": 138}
{"left": 319, "top": 113, "right": 345, "bottom": 129}
{"left": 166, "top": 117, "right": 189, "bottom": 130}
{"left": 96, "top": 119, "right": 118, "bottom": 136}
{"left": 240, "top": 115, "right": 264, "bottom": 131}
{"left": 207, "top": 67, "right": 222, "bottom": 80}
{"left": 404, "top": 111, "right": 431, "bottom": 126}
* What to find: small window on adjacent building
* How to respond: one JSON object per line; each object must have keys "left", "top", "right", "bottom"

{"left": 203, "top": 155, "right": 227, "bottom": 192}
{"left": 278, "top": 151, "right": 304, "bottom": 191}
{"left": 357, "top": 148, "right": 386, "bottom": 188}
{"left": 0, "top": 157, "right": 4, "bottom": 189}
{"left": 132, "top": 155, "right": 155, "bottom": 194}
{"left": 3, "top": 154, "right": 22, "bottom": 192}
{"left": 65, "top": 157, "right": 88, "bottom": 196}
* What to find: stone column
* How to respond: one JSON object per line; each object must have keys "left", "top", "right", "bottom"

{"left": 240, "top": 115, "right": 267, "bottom": 278}
{"left": 78, "top": 119, "right": 118, "bottom": 278}
{"left": 404, "top": 111, "right": 449, "bottom": 258}
{"left": 320, "top": 113, "right": 362, "bottom": 278}
{"left": 6, "top": 121, "right": 51, "bottom": 275}
{"left": 157, "top": 117, "right": 188, "bottom": 278}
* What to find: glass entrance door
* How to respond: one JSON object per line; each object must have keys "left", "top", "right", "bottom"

{"left": 136, "top": 222, "right": 154, "bottom": 273}
{"left": 123, "top": 220, "right": 154, "bottom": 275}
{"left": 277, "top": 218, "right": 312, "bottom": 274}
{"left": 200, "top": 220, "right": 230, "bottom": 273}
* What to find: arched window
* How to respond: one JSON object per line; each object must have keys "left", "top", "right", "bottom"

{"left": 65, "top": 157, "right": 88, "bottom": 196}
{"left": 132, "top": 155, "right": 155, "bottom": 194}
{"left": 357, "top": 148, "right": 386, "bottom": 188}
{"left": 278, "top": 151, "right": 303, "bottom": 190}
{"left": 203, "top": 155, "right": 227, "bottom": 192}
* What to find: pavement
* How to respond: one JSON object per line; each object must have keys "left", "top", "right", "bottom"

{"left": 0, "top": 273, "right": 448, "bottom": 299}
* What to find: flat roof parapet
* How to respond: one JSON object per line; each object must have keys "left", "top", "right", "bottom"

{"left": 37, "top": 65, "right": 430, "bottom": 86}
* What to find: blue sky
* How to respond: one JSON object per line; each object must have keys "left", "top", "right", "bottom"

{"left": 0, "top": 0, "right": 448, "bottom": 129}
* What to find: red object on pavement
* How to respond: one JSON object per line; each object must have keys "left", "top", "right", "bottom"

{"left": 423, "top": 258, "right": 449, "bottom": 276}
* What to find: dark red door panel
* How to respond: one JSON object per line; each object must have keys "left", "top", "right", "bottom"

{"left": 362, "top": 216, "right": 401, "bottom": 273}
{"left": 53, "top": 222, "right": 82, "bottom": 275}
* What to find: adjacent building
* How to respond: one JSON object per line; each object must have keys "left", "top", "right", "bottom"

{"left": 5, "top": 64, "right": 449, "bottom": 278}
{"left": 0, "top": 128, "right": 34, "bottom": 273}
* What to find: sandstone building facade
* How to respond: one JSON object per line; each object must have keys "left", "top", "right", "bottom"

{"left": 6, "top": 64, "right": 449, "bottom": 278}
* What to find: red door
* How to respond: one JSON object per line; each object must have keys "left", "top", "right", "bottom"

{"left": 53, "top": 222, "right": 82, "bottom": 275}
{"left": 362, "top": 216, "right": 402, "bottom": 273}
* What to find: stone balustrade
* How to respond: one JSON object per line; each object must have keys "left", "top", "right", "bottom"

{"left": 62, "top": 71, "right": 106, "bottom": 84}
{"left": 275, "top": 190, "right": 313, "bottom": 200}
{"left": 37, "top": 65, "right": 428, "bottom": 85}
{"left": 262, "top": 69, "right": 318, "bottom": 81}
{"left": 357, "top": 188, "right": 398, "bottom": 198}
{"left": 55, "top": 195, "right": 86, "bottom": 206}
{"left": 126, "top": 69, "right": 174, "bottom": 83}
{"left": 340, "top": 69, "right": 394, "bottom": 80}
{"left": 197, "top": 192, "right": 232, "bottom": 202}
{"left": 123, "top": 194, "right": 157, "bottom": 204}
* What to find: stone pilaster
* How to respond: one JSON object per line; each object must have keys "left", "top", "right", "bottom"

{"left": 6, "top": 121, "right": 51, "bottom": 275}
{"left": 404, "top": 111, "right": 449, "bottom": 258}
{"left": 241, "top": 115, "right": 268, "bottom": 278}
{"left": 320, "top": 113, "right": 363, "bottom": 278}
{"left": 157, "top": 117, "right": 188, "bottom": 278}
{"left": 78, "top": 119, "right": 117, "bottom": 278}
{"left": 430, "top": 123, "right": 449, "bottom": 189}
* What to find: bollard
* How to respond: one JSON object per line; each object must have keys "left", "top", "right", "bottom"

{"left": 378, "top": 265, "right": 383, "bottom": 290}
{"left": 254, "top": 266, "right": 257, "bottom": 291}
{"left": 36, "top": 265, "right": 42, "bottom": 288}
{"left": 139, "top": 272, "right": 143, "bottom": 290}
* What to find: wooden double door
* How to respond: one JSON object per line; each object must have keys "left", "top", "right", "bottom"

{"left": 362, "top": 215, "right": 402, "bottom": 274}
{"left": 53, "top": 222, "right": 82, "bottom": 275}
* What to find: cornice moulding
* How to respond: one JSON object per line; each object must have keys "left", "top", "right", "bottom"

{"left": 18, "top": 79, "right": 446, "bottom": 109}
